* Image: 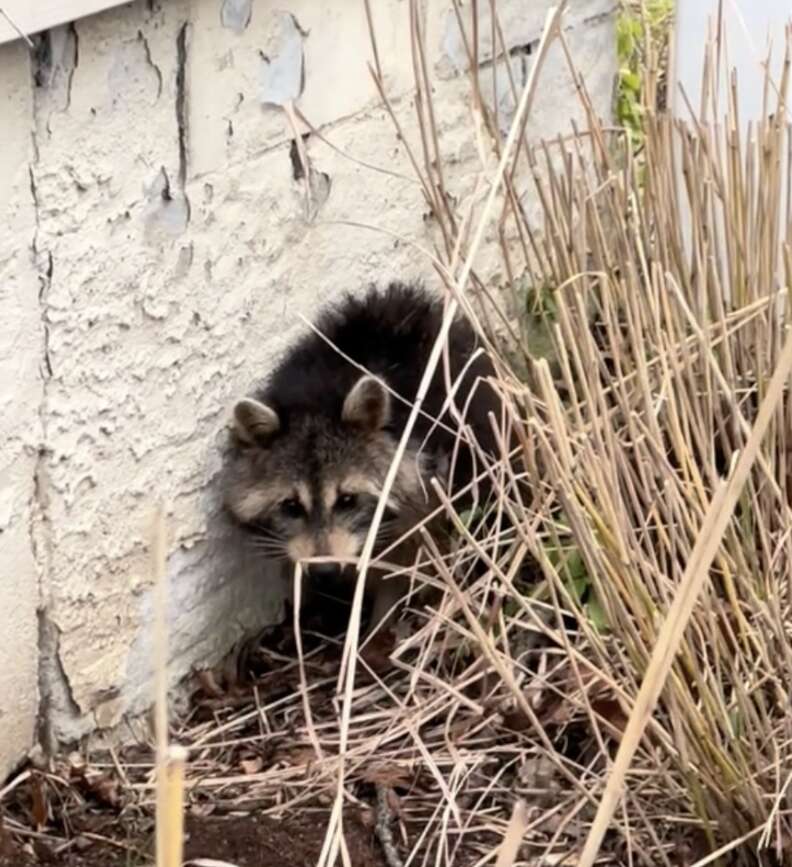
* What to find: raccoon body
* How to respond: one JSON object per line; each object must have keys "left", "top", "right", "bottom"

{"left": 223, "top": 282, "right": 501, "bottom": 627}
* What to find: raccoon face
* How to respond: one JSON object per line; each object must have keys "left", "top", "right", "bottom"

{"left": 224, "top": 375, "right": 427, "bottom": 586}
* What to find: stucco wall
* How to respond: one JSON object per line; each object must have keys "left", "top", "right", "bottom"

{"left": 0, "top": 37, "right": 43, "bottom": 786}
{"left": 0, "top": 0, "right": 617, "bottom": 780}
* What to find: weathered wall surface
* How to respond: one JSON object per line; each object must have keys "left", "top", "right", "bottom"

{"left": 0, "top": 0, "right": 617, "bottom": 779}
{"left": 0, "top": 38, "right": 43, "bottom": 786}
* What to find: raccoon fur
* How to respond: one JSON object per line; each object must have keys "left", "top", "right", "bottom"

{"left": 223, "top": 281, "right": 502, "bottom": 628}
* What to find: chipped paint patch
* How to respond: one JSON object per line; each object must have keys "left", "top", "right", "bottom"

{"left": 259, "top": 12, "right": 305, "bottom": 107}
{"left": 220, "top": 0, "right": 252, "bottom": 34}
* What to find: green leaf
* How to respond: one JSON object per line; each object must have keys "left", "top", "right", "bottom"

{"left": 620, "top": 69, "right": 642, "bottom": 93}
{"left": 565, "top": 548, "right": 588, "bottom": 582}
{"left": 568, "top": 573, "right": 589, "bottom": 603}
{"left": 586, "top": 594, "right": 609, "bottom": 633}
{"left": 458, "top": 506, "right": 484, "bottom": 528}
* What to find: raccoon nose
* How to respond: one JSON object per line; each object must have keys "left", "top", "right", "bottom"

{"left": 307, "top": 562, "right": 342, "bottom": 582}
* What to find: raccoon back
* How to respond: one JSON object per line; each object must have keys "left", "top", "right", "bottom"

{"left": 258, "top": 281, "right": 499, "bottom": 456}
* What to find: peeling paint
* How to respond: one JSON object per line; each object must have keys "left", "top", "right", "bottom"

{"left": 32, "top": 24, "right": 79, "bottom": 126}
{"left": 108, "top": 31, "right": 163, "bottom": 109}
{"left": 220, "top": 0, "right": 252, "bottom": 34}
{"left": 144, "top": 167, "right": 190, "bottom": 242}
{"left": 259, "top": 12, "right": 305, "bottom": 107}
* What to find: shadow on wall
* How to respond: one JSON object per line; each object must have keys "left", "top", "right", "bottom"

{"left": 121, "top": 438, "right": 287, "bottom": 732}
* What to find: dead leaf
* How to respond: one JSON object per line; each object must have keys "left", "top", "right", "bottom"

{"left": 362, "top": 763, "right": 412, "bottom": 790}
{"left": 360, "top": 629, "right": 397, "bottom": 675}
{"left": 386, "top": 787, "right": 404, "bottom": 819}
{"left": 590, "top": 697, "right": 629, "bottom": 737}
{"left": 239, "top": 756, "right": 263, "bottom": 775}
{"left": 29, "top": 773, "right": 48, "bottom": 829}
{"left": 0, "top": 815, "right": 17, "bottom": 857}
{"left": 86, "top": 773, "right": 122, "bottom": 808}
{"left": 72, "top": 835, "right": 92, "bottom": 852}
{"left": 197, "top": 669, "right": 226, "bottom": 698}
{"left": 68, "top": 765, "right": 123, "bottom": 810}
{"left": 501, "top": 707, "right": 533, "bottom": 733}
{"left": 271, "top": 745, "right": 317, "bottom": 769}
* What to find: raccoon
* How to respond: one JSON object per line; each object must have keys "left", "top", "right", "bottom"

{"left": 223, "top": 281, "right": 502, "bottom": 628}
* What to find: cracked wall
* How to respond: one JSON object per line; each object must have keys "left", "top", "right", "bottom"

{"left": 0, "top": 37, "right": 43, "bottom": 786}
{"left": 0, "top": 0, "right": 617, "bottom": 779}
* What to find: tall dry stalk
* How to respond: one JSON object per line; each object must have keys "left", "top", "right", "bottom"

{"left": 152, "top": 506, "right": 187, "bottom": 867}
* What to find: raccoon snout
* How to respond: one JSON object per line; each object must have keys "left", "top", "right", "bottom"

{"left": 306, "top": 562, "right": 343, "bottom": 582}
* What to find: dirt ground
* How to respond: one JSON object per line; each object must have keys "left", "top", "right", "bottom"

{"left": 0, "top": 811, "right": 386, "bottom": 867}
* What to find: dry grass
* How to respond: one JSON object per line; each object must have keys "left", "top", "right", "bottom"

{"left": 5, "top": 3, "right": 792, "bottom": 866}
{"left": 333, "top": 0, "right": 792, "bottom": 861}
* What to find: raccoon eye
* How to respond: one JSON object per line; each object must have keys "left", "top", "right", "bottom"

{"left": 280, "top": 498, "right": 305, "bottom": 519}
{"left": 335, "top": 493, "right": 358, "bottom": 511}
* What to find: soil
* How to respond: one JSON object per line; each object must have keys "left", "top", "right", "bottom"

{"left": 184, "top": 813, "right": 385, "bottom": 867}
{"left": 0, "top": 611, "right": 402, "bottom": 867}
{"left": 0, "top": 811, "right": 386, "bottom": 867}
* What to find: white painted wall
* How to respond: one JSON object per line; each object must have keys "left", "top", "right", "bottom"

{"left": 673, "top": 0, "right": 792, "bottom": 125}
{"left": 672, "top": 1, "right": 792, "bottom": 290}
{"left": 0, "top": 0, "right": 617, "bottom": 780}
{"left": 0, "top": 37, "right": 43, "bottom": 789}
{"left": 0, "top": 1, "right": 131, "bottom": 44}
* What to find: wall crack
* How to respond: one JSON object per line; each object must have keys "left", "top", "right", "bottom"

{"left": 138, "top": 30, "right": 163, "bottom": 99}
{"left": 28, "top": 71, "right": 62, "bottom": 759}
{"left": 37, "top": 614, "right": 84, "bottom": 754}
{"left": 175, "top": 22, "right": 191, "bottom": 217}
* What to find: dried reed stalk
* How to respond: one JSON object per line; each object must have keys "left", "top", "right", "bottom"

{"left": 151, "top": 506, "right": 187, "bottom": 867}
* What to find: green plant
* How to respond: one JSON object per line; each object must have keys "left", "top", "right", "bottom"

{"left": 545, "top": 539, "right": 609, "bottom": 634}
{"left": 616, "top": 0, "right": 674, "bottom": 146}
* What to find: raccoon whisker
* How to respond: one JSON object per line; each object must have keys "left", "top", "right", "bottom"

{"left": 248, "top": 548, "right": 289, "bottom": 563}
{"left": 372, "top": 527, "right": 395, "bottom": 540}
{"left": 250, "top": 539, "right": 289, "bottom": 557}
{"left": 251, "top": 537, "right": 288, "bottom": 550}
{"left": 250, "top": 536, "right": 285, "bottom": 546}
{"left": 374, "top": 527, "right": 396, "bottom": 542}
{"left": 248, "top": 527, "right": 287, "bottom": 543}
{"left": 312, "top": 589, "right": 359, "bottom": 606}
{"left": 249, "top": 526, "right": 282, "bottom": 539}
{"left": 252, "top": 550, "right": 289, "bottom": 561}
{"left": 252, "top": 542, "right": 288, "bottom": 553}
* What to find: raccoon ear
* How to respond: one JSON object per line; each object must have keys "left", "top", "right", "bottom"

{"left": 342, "top": 375, "right": 391, "bottom": 432}
{"left": 233, "top": 398, "right": 280, "bottom": 446}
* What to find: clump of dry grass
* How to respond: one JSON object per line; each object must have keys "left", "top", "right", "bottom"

{"left": 348, "top": 0, "right": 792, "bottom": 862}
